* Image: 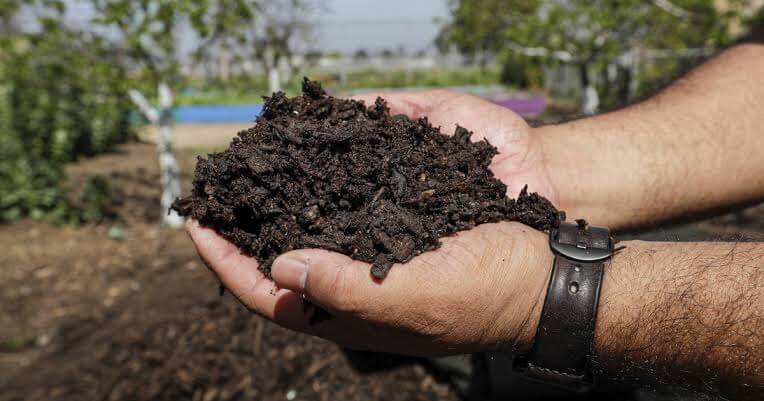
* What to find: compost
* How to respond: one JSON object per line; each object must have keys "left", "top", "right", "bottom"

{"left": 172, "top": 78, "right": 564, "bottom": 279}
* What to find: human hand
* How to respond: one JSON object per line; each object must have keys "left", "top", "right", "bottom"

{"left": 187, "top": 219, "right": 551, "bottom": 356}
{"left": 186, "top": 90, "right": 556, "bottom": 356}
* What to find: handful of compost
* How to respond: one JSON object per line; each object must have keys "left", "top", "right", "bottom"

{"left": 172, "top": 79, "right": 563, "bottom": 279}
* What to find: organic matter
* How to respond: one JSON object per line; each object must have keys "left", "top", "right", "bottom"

{"left": 172, "top": 79, "right": 563, "bottom": 279}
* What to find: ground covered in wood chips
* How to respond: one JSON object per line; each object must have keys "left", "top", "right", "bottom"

{"left": 172, "top": 79, "right": 563, "bottom": 279}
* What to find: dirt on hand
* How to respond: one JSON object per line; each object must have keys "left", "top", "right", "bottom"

{"left": 172, "top": 78, "right": 564, "bottom": 279}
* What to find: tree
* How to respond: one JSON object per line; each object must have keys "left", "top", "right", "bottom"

{"left": 128, "top": 85, "right": 183, "bottom": 228}
{"left": 353, "top": 48, "right": 369, "bottom": 61}
{"left": 89, "top": 0, "right": 193, "bottom": 227}
{"left": 88, "top": 0, "right": 321, "bottom": 225}
{"left": 191, "top": 0, "right": 321, "bottom": 94}
{"left": 253, "top": 0, "right": 319, "bottom": 92}
{"left": 441, "top": 0, "right": 747, "bottom": 114}
{"left": 0, "top": 0, "right": 22, "bottom": 35}
{"left": 304, "top": 49, "right": 323, "bottom": 67}
{"left": 188, "top": 0, "right": 259, "bottom": 84}
{"left": 90, "top": 0, "right": 191, "bottom": 89}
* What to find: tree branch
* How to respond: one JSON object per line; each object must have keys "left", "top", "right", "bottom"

{"left": 651, "top": 0, "right": 693, "bottom": 19}
{"left": 506, "top": 42, "right": 579, "bottom": 63}
{"left": 127, "top": 89, "right": 159, "bottom": 123}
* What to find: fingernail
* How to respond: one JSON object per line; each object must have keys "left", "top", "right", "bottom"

{"left": 272, "top": 255, "right": 308, "bottom": 291}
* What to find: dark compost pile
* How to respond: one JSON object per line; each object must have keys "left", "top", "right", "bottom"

{"left": 172, "top": 79, "right": 564, "bottom": 279}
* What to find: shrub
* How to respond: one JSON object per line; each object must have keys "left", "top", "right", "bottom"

{"left": 0, "top": 29, "right": 133, "bottom": 223}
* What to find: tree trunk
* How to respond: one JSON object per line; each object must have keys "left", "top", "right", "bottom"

{"left": 157, "top": 83, "right": 183, "bottom": 228}
{"left": 618, "top": 64, "right": 632, "bottom": 106}
{"left": 218, "top": 49, "right": 231, "bottom": 83}
{"left": 265, "top": 46, "right": 281, "bottom": 93}
{"left": 268, "top": 67, "right": 281, "bottom": 93}
{"left": 128, "top": 83, "right": 183, "bottom": 228}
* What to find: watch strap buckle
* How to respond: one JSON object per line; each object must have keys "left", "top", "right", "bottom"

{"left": 550, "top": 221, "right": 614, "bottom": 262}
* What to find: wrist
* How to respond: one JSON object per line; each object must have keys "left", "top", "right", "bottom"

{"left": 534, "top": 123, "right": 632, "bottom": 229}
{"left": 533, "top": 124, "right": 590, "bottom": 223}
{"left": 489, "top": 224, "right": 553, "bottom": 353}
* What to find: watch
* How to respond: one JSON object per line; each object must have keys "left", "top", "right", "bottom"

{"left": 514, "top": 220, "right": 615, "bottom": 392}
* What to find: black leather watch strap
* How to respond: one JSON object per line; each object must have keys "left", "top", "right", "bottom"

{"left": 514, "top": 221, "right": 614, "bottom": 392}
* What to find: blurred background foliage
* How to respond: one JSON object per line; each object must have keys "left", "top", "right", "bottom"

{"left": 439, "top": 0, "right": 752, "bottom": 108}
{"left": 0, "top": 0, "right": 760, "bottom": 224}
{"left": 178, "top": 67, "right": 502, "bottom": 105}
{"left": 0, "top": 4, "right": 131, "bottom": 223}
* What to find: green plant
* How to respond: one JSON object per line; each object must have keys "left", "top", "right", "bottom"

{"left": 0, "top": 27, "right": 132, "bottom": 223}
{"left": 78, "top": 175, "right": 113, "bottom": 223}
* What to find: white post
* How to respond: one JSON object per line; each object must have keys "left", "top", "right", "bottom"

{"left": 268, "top": 67, "right": 281, "bottom": 93}
{"left": 128, "top": 83, "right": 184, "bottom": 228}
{"left": 265, "top": 46, "right": 281, "bottom": 93}
{"left": 582, "top": 85, "right": 599, "bottom": 115}
{"left": 581, "top": 65, "right": 599, "bottom": 116}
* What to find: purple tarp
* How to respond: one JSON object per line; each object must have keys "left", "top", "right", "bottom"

{"left": 493, "top": 97, "right": 546, "bottom": 118}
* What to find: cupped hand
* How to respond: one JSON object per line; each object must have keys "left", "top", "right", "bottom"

{"left": 188, "top": 220, "right": 551, "bottom": 356}
{"left": 186, "top": 90, "right": 557, "bottom": 356}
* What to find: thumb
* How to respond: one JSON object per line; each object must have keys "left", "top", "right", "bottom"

{"left": 271, "top": 249, "right": 382, "bottom": 315}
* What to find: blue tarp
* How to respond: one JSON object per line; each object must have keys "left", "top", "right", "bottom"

{"left": 174, "top": 104, "right": 264, "bottom": 123}
{"left": 172, "top": 96, "right": 545, "bottom": 123}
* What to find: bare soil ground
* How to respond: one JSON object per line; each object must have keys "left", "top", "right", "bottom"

{"left": 1, "top": 126, "right": 761, "bottom": 401}
{"left": 138, "top": 123, "right": 251, "bottom": 150}
{"left": 0, "top": 141, "right": 457, "bottom": 401}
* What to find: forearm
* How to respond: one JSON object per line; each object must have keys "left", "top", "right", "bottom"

{"left": 592, "top": 241, "right": 763, "bottom": 398}
{"left": 537, "top": 44, "right": 764, "bottom": 230}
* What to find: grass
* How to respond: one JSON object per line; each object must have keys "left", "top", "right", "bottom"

{"left": 0, "top": 335, "right": 36, "bottom": 351}
{"left": 339, "top": 67, "right": 501, "bottom": 90}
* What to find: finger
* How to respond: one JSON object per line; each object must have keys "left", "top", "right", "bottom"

{"left": 352, "top": 90, "right": 527, "bottom": 149}
{"left": 351, "top": 90, "right": 448, "bottom": 120}
{"left": 186, "top": 220, "right": 305, "bottom": 325}
{"left": 271, "top": 248, "right": 427, "bottom": 318}
{"left": 271, "top": 249, "right": 372, "bottom": 314}
{"left": 186, "top": 219, "right": 263, "bottom": 286}
{"left": 185, "top": 221, "right": 416, "bottom": 346}
{"left": 268, "top": 247, "right": 469, "bottom": 356}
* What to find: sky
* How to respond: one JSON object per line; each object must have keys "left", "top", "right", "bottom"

{"left": 317, "top": 0, "right": 450, "bottom": 53}
{"left": 56, "top": 0, "right": 450, "bottom": 55}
